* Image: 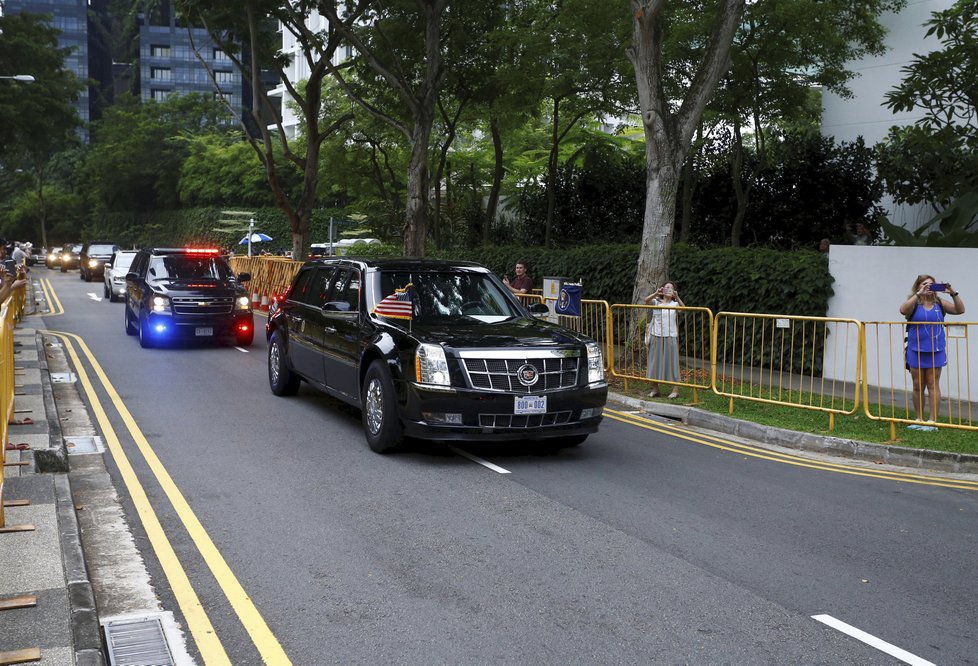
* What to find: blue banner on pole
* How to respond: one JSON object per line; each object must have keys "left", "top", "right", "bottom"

{"left": 555, "top": 283, "right": 582, "bottom": 317}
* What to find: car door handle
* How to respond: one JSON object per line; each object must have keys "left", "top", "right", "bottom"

{"left": 324, "top": 326, "right": 337, "bottom": 335}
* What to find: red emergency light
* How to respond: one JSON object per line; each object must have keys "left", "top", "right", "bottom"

{"left": 183, "top": 248, "right": 220, "bottom": 255}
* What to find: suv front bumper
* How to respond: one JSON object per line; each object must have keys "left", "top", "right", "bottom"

{"left": 144, "top": 311, "right": 254, "bottom": 342}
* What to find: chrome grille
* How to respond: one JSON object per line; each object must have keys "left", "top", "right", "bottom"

{"left": 462, "top": 355, "right": 579, "bottom": 393}
{"left": 170, "top": 296, "right": 233, "bottom": 316}
{"left": 478, "top": 411, "right": 573, "bottom": 429}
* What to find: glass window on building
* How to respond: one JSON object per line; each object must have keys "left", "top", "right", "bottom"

{"left": 151, "top": 45, "right": 171, "bottom": 57}
{"left": 215, "top": 70, "right": 233, "bottom": 84}
{"left": 213, "top": 48, "right": 230, "bottom": 62}
{"left": 151, "top": 89, "right": 171, "bottom": 102}
{"left": 151, "top": 67, "right": 172, "bottom": 80}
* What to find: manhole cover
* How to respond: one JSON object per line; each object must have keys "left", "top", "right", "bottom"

{"left": 65, "top": 436, "right": 104, "bottom": 454}
{"left": 50, "top": 372, "right": 76, "bottom": 383}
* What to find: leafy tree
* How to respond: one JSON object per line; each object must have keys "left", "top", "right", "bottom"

{"left": 179, "top": 133, "right": 283, "bottom": 207}
{"left": 627, "top": 0, "right": 746, "bottom": 305}
{"left": 81, "top": 93, "right": 231, "bottom": 213}
{"left": 0, "top": 12, "right": 83, "bottom": 246}
{"left": 176, "top": 0, "right": 356, "bottom": 259}
{"left": 879, "top": 0, "right": 978, "bottom": 208}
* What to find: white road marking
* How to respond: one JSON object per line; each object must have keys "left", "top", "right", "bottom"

{"left": 812, "top": 614, "right": 936, "bottom": 666}
{"left": 88, "top": 293, "right": 103, "bottom": 302}
{"left": 449, "top": 447, "right": 511, "bottom": 474}
{"left": 234, "top": 347, "right": 250, "bottom": 353}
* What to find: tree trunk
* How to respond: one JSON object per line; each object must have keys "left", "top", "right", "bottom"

{"left": 730, "top": 119, "right": 748, "bottom": 247}
{"left": 404, "top": 117, "right": 433, "bottom": 257}
{"left": 485, "top": 113, "right": 504, "bottom": 246}
{"left": 545, "top": 97, "right": 560, "bottom": 246}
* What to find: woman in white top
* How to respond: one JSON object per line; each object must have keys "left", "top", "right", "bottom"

{"left": 643, "top": 281, "right": 684, "bottom": 399}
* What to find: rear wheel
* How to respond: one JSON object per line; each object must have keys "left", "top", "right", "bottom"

{"left": 267, "top": 333, "right": 300, "bottom": 396}
{"left": 124, "top": 305, "right": 137, "bottom": 335}
{"left": 362, "top": 360, "right": 403, "bottom": 453}
{"left": 138, "top": 312, "right": 153, "bottom": 348}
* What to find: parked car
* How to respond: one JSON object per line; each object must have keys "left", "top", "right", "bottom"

{"left": 45, "top": 246, "right": 63, "bottom": 269}
{"left": 103, "top": 250, "right": 137, "bottom": 302}
{"left": 60, "top": 243, "right": 82, "bottom": 272}
{"left": 28, "top": 245, "right": 44, "bottom": 266}
{"left": 266, "top": 258, "right": 607, "bottom": 453}
{"left": 80, "top": 241, "right": 120, "bottom": 282}
{"left": 124, "top": 247, "right": 254, "bottom": 348}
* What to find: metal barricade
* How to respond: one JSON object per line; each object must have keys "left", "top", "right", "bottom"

{"left": 557, "top": 300, "right": 611, "bottom": 371}
{"left": 712, "top": 312, "right": 862, "bottom": 425}
{"left": 610, "top": 304, "right": 714, "bottom": 396}
{"left": 862, "top": 320, "right": 976, "bottom": 434}
{"left": 1, "top": 299, "right": 12, "bottom": 528}
{"left": 516, "top": 293, "right": 544, "bottom": 308}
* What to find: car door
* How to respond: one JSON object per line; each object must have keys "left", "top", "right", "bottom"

{"left": 284, "top": 267, "right": 332, "bottom": 388}
{"left": 126, "top": 251, "right": 149, "bottom": 318}
{"left": 322, "top": 267, "right": 362, "bottom": 401}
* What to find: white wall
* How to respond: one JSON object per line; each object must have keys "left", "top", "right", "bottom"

{"left": 823, "top": 246, "right": 976, "bottom": 398}
{"left": 821, "top": 0, "right": 955, "bottom": 232}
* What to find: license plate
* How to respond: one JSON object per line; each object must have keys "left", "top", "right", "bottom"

{"left": 195, "top": 327, "right": 213, "bottom": 337}
{"left": 515, "top": 395, "right": 546, "bottom": 414}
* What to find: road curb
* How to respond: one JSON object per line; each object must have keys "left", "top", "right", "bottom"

{"left": 610, "top": 392, "right": 978, "bottom": 475}
{"left": 34, "top": 331, "right": 69, "bottom": 473}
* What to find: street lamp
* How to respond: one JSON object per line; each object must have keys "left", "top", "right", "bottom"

{"left": 0, "top": 75, "right": 35, "bottom": 82}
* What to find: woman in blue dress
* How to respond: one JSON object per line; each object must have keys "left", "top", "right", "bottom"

{"left": 898, "top": 275, "right": 965, "bottom": 426}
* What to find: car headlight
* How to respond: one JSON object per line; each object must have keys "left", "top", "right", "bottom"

{"left": 586, "top": 342, "right": 604, "bottom": 383}
{"left": 236, "top": 295, "right": 251, "bottom": 311}
{"left": 112, "top": 275, "right": 125, "bottom": 284}
{"left": 151, "top": 295, "right": 170, "bottom": 313}
{"left": 88, "top": 259, "right": 99, "bottom": 268}
{"left": 416, "top": 343, "right": 451, "bottom": 387}
{"left": 48, "top": 253, "right": 56, "bottom": 261}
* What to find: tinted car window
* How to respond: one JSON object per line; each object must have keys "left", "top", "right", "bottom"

{"left": 376, "top": 271, "right": 516, "bottom": 323}
{"left": 307, "top": 268, "right": 333, "bottom": 307}
{"left": 148, "top": 255, "right": 233, "bottom": 281}
{"left": 327, "top": 268, "right": 360, "bottom": 312}
{"left": 288, "top": 269, "right": 315, "bottom": 303}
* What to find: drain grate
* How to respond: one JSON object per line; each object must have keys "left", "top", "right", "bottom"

{"left": 103, "top": 615, "right": 175, "bottom": 666}
{"left": 65, "top": 436, "right": 104, "bottom": 455}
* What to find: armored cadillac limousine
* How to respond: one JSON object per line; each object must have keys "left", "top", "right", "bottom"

{"left": 266, "top": 258, "right": 607, "bottom": 453}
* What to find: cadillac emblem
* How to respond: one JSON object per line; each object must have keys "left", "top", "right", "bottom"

{"left": 517, "top": 363, "right": 539, "bottom": 387}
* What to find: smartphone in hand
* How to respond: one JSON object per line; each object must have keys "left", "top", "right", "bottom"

{"left": 929, "top": 283, "right": 946, "bottom": 292}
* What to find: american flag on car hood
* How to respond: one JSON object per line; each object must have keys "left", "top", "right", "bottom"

{"left": 373, "top": 283, "right": 414, "bottom": 320}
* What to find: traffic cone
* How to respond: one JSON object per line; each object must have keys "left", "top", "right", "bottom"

{"left": 260, "top": 293, "right": 270, "bottom": 312}
{"left": 251, "top": 292, "right": 260, "bottom": 310}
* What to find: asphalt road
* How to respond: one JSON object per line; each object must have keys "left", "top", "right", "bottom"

{"left": 36, "top": 268, "right": 978, "bottom": 665}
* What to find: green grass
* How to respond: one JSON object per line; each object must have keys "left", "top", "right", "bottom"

{"left": 610, "top": 377, "right": 978, "bottom": 456}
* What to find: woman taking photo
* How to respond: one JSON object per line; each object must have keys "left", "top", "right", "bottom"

{"left": 899, "top": 275, "right": 965, "bottom": 428}
{"left": 643, "top": 281, "right": 684, "bottom": 399}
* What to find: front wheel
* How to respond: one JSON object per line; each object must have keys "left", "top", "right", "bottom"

{"left": 362, "top": 360, "right": 403, "bottom": 453}
{"left": 124, "top": 305, "right": 137, "bottom": 335}
{"left": 138, "top": 312, "right": 153, "bottom": 348}
{"left": 268, "top": 333, "right": 300, "bottom": 396}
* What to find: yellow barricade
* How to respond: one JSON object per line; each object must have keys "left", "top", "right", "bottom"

{"left": 712, "top": 312, "right": 862, "bottom": 422}
{"left": 1, "top": 299, "right": 13, "bottom": 528}
{"left": 516, "top": 293, "right": 543, "bottom": 308}
{"left": 557, "top": 300, "right": 611, "bottom": 371}
{"left": 862, "top": 321, "right": 977, "bottom": 433}
{"left": 610, "top": 304, "right": 714, "bottom": 393}
{"left": 229, "top": 257, "right": 303, "bottom": 309}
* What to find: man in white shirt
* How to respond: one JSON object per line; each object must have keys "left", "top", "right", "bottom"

{"left": 11, "top": 243, "right": 27, "bottom": 269}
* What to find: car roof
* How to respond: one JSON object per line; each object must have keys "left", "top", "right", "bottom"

{"left": 304, "top": 257, "right": 488, "bottom": 272}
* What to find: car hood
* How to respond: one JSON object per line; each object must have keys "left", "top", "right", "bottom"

{"left": 404, "top": 317, "right": 590, "bottom": 349}
{"left": 150, "top": 278, "right": 243, "bottom": 295}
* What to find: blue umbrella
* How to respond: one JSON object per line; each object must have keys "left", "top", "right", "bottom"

{"left": 239, "top": 232, "right": 272, "bottom": 244}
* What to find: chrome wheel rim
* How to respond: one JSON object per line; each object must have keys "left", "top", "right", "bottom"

{"left": 365, "top": 378, "right": 383, "bottom": 435}
{"left": 269, "top": 343, "right": 281, "bottom": 385}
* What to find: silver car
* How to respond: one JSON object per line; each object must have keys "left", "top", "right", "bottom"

{"left": 103, "top": 250, "right": 137, "bottom": 302}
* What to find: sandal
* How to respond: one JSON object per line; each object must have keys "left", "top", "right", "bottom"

{"left": 5, "top": 442, "right": 30, "bottom": 451}
{"left": 648, "top": 390, "right": 660, "bottom": 398}
{"left": 668, "top": 391, "right": 680, "bottom": 400}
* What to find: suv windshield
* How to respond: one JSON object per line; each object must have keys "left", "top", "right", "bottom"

{"left": 148, "top": 255, "right": 233, "bottom": 282}
{"left": 89, "top": 244, "right": 116, "bottom": 254}
{"left": 374, "top": 270, "right": 520, "bottom": 324}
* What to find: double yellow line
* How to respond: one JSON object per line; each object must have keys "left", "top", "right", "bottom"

{"left": 606, "top": 408, "right": 978, "bottom": 492}
{"left": 52, "top": 329, "right": 291, "bottom": 664}
{"left": 35, "top": 278, "right": 64, "bottom": 316}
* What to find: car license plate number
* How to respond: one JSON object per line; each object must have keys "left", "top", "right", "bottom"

{"left": 195, "top": 327, "right": 213, "bottom": 337}
{"left": 515, "top": 395, "right": 546, "bottom": 414}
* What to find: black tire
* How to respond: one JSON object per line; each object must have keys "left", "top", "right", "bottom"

{"left": 362, "top": 360, "right": 403, "bottom": 453}
{"left": 138, "top": 312, "right": 153, "bottom": 348}
{"left": 124, "top": 305, "right": 137, "bottom": 335}
{"left": 267, "top": 332, "right": 300, "bottom": 396}
{"left": 103, "top": 283, "right": 110, "bottom": 299}
{"left": 60, "top": 265, "right": 67, "bottom": 273}
{"left": 79, "top": 270, "right": 85, "bottom": 280}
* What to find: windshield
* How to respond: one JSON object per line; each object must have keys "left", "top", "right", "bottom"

{"left": 89, "top": 244, "right": 116, "bottom": 255}
{"left": 148, "top": 255, "right": 233, "bottom": 282}
{"left": 113, "top": 254, "right": 135, "bottom": 271}
{"left": 373, "top": 270, "right": 521, "bottom": 324}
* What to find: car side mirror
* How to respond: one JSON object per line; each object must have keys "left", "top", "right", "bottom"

{"left": 528, "top": 302, "right": 549, "bottom": 315}
{"left": 323, "top": 301, "right": 351, "bottom": 312}
{"left": 237, "top": 272, "right": 251, "bottom": 282}
{"left": 125, "top": 271, "right": 139, "bottom": 281}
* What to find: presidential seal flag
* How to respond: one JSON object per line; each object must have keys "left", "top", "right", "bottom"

{"left": 373, "top": 283, "right": 414, "bottom": 320}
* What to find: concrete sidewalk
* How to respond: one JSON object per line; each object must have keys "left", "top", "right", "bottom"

{"left": 1, "top": 312, "right": 103, "bottom": 664}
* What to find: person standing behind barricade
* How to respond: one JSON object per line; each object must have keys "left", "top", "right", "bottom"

{"left": 643, "top": 281, "right": 684, "bottom": 399}
{"left": 899, "top": 274, "right": 965, "bottom": 430}
{"left": 503, "top": 260, "right": 533, "bottom": 295}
